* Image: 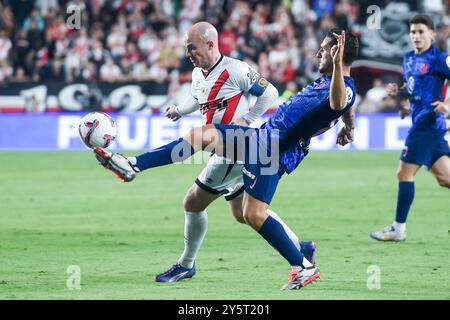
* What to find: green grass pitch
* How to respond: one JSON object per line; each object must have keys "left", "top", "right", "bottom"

{"left": 0, "top": 150, "right": 449, "bottom": 299}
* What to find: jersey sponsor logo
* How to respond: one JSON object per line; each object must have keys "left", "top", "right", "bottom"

{"left": 446, "top": 56, "right": 450, "bottom": 70}
{"left": 407, "top": 76, "right": 414, "bottom": 94}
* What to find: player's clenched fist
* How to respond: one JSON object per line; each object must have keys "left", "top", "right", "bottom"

{"left": 386, "top": 83, "right": 399, "bottom": 97}
{"left": 336, "top": 125, "right": 354, "bottom": 146}
{"left": 165, "top": 105, "right": 182, "bottom": 121}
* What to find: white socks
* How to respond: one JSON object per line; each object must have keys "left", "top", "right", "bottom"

{"left": 268, "top": 209, "right": 301, "bottom": 251}
{"left": 292, "top": 258, "right": 313, "bottom": 271}
{"left": 177, "top": 209, "right": 301, "bottom": 269}
{"left": 393, "top": 221, "right": 406, "bottom": 234}
{"left": 126, "top": 156, "right": 140, "bottom": 171}
{"left": 178, "top": 211, "right": 208, "bottom": 269}
{"left": 302, "top": 257, "right": 313, "bottom": 268}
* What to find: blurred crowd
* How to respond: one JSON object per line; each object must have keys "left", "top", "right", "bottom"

{"left": 0, "top": 0, "right": 449, "bottom": 114}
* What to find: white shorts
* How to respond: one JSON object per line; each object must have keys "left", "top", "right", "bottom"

{"left": 195, "top": 154, "right": 244, "bottom": 201}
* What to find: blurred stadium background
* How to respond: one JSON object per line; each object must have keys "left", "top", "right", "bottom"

{"left": 0, "top": 0, "right": 449, "bottom": 150}
{"left": 0, "top": 0, "right": 450, "bottom": 300}
{"left": 0, "top": 0, "right": 449, "bottom": 112}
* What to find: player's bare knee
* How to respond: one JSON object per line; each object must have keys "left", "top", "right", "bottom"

{"left": 235, "top": 215, "right": 246, "bottom": 224}
{"left": 242, "top": 210, "right": 254, "bottom": 226}
{"left": 396, "top": 170, "right": 413, "bottom": 182}
{"left": 242, "top": 209, "right": 265, "bottom": 230}
{"left": 183, "top": 128, "right": 201, "bottom": 151}
{"left": 436, "top": 176, "right": 450, "bottom": 188}
{"left": 183, "top": 191, "right": 206, "bottom": 212}
{"left": 234, "top": 212, "right": 246, "bottom": 224}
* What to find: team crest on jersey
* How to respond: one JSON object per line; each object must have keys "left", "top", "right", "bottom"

{"left": 194, "top": 80, "right": 209, "bottom": 99}
{"left": 407, "top": 76, "right": 415, "bottom": 94}
{"left": 446, "top": 56, "right": 450, "bottom": 69}
{"left": 419, "top": 63, "right": 429, "bottom": 74}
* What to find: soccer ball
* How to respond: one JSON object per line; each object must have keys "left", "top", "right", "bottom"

{"left": 78, "top": 112, "right": 116, "bottom": 149}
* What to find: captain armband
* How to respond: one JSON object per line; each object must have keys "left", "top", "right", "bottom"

{"left": 248, "top": 76, "right": 269, "bottom": 97}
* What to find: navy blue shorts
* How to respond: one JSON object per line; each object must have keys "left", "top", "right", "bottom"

{"left": 214, "top": 124, "right": 285, "bottom": 205}
{"left": 400, "top": 129, "right": 450, "bottom": 169}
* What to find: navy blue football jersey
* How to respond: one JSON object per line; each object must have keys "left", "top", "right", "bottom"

{"left": 403, "top": 45, "right": 450, "bottom": 130}
{"left": 262, "top": 76, "right": 356, "bottom": 173}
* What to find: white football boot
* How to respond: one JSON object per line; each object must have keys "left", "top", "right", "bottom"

{"left": 281, "top": 266, "right": 320, "bottom": 290}
{"left": 94, "top": 147, "right": 139, "bottom": 182}
{"left": 369, "top": 225, "right": 406, "bottom": 241}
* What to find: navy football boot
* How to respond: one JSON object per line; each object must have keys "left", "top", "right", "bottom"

{"left": 155, "top": 263, "right": 196, "bottom": 282}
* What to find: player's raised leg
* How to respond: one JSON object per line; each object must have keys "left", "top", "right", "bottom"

{"left": 370, "top": 161, "right": 420, "bottom": 241}
{"left": 94, "top": 124, "right": 223, "bottom": 181}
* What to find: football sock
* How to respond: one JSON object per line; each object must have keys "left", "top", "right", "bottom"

{"left": 178, "top": 211, "right": 208, "bottom": 269}
{"left": 395, "top": 181, "right": 415, "bottom": 223}
{"left": 258, "top": 215, "right": 304, "bottom": 267}
{"left": 301, "top": 257, "right": 313, "bottom": 268}
{"left": 135, "top": 138, "right": 195, "bottom": 171}
{"left": 393, "top": 221, "right": 406, "bottom": 234}
{"left": 292, "top": 258, "right": 313, "bottom": 270}
{"left": 267, "top": 209, "right": 300, "bottom": 250}
{"left": 125, "top": 156, "right": 140, "bottom": 172}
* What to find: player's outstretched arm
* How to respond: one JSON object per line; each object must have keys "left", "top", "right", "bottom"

{"left": 330, "top": 31, "right": 346, "bottom": 110}
{"left": 336, "top": 106, "right": 355, "bottom": 146}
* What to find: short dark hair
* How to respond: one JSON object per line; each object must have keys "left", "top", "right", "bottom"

{"left": 410, "top": 14, "right": 434, "bottom": 30}
{"left": 326, "top": 28, "right": 359, "bottom": 66}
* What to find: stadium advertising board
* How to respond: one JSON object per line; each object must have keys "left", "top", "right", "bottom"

{"left": 2, "top": 113, "right": 448, "bottom": 151}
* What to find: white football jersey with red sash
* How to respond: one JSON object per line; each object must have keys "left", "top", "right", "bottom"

{"left": 189, "top": 55, "right": 269, "bottom": 198}
{"left": 191, "top": 55, "right": 268, "bottom": 125}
